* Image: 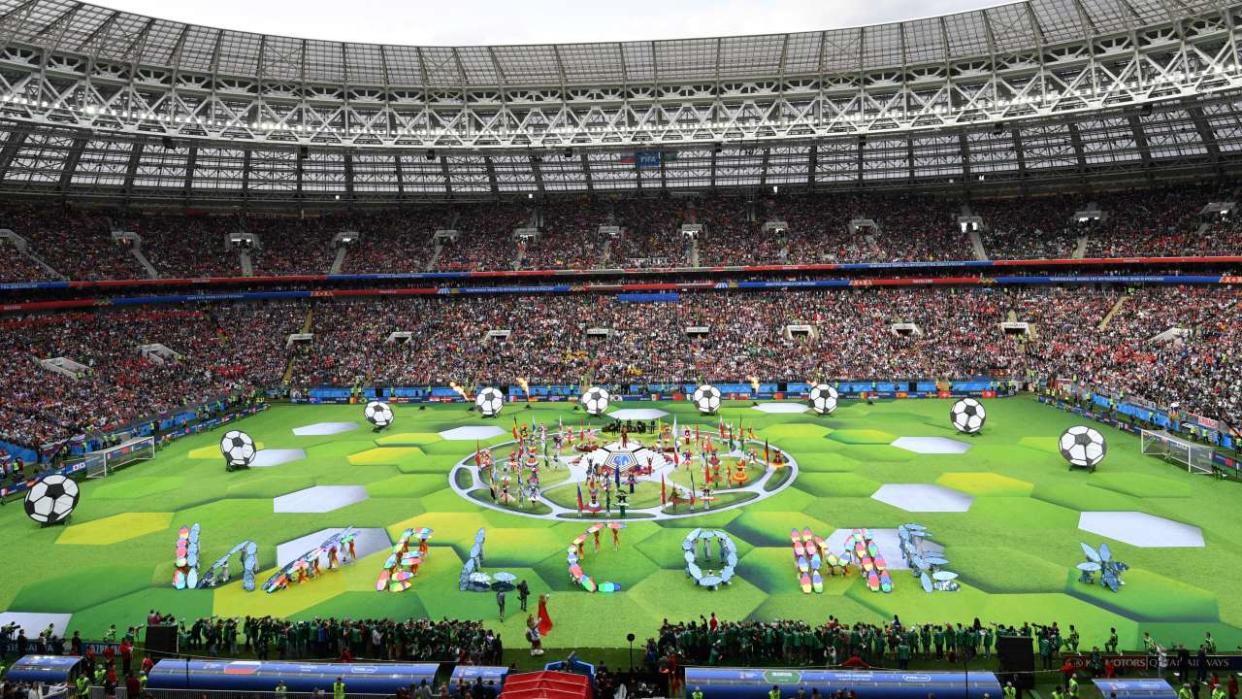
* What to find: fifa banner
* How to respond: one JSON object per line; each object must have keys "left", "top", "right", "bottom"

{"left": 1065, "top": 654, "right": 1242, "bottom": 674}
{"left": 0, "top": 254, "right": 1240, "bottom": 294}
{"left": 307, "top": 380, "right": 1010, "bottom": 405}
{"left": 2, "top": 274, "right": 1240, "bottom": 315}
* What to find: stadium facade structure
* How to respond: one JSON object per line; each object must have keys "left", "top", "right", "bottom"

{"left": 0, "top": 0, "right": 1241, "bottom": 204}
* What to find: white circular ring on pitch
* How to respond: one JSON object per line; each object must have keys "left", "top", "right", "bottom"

{"left": 448, "top": 435, "right": 799, "bottom": 522}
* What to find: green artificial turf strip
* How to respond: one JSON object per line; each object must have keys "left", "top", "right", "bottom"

{"left": 2, "top": 397, "right": 1241, "bottom": 651}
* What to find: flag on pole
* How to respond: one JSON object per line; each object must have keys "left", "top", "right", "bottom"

{"left": 690, "top": 471, "right": 696, "bottom": 507}
{"left": 512, "top": 417, "right": 520, "bottom": 441}
{"left": 660, "top": 473, "right": 667, "bottom": 506}
{"left": 764, "top": 440, "right": 770, "bottom": 464}
{"left": 576, "top": 484, "right": 584, "bottom": 513}
{"left": 474, "top": 440, "right": 482, "bottom": 467}
{"left": 673, "top": 414, "right": 679, "bottom": 447}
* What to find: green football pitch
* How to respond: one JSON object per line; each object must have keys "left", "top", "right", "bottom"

{"left": 4, "top": 396, "right": 1241, "bottom": 652}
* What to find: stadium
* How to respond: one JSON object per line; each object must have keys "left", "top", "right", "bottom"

{"left": 0, "top": 0, "right": 1241, "bottom": 696}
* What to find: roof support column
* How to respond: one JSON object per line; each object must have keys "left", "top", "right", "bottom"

{"left": 0, "top": 131, "right": 29, "bottom": 183}
{"left": 959, "top": 132, "right": 972, "bottom": 184}
{"left": 1011, "top": 128, "right": 1026, "bottom": 194}
{"left": 58, "top": 134, "right": 88, "bottom": 191}
{"left": 122, "top": 140, "right": 145, "bottom": 202}
{"left": 295, "top": 147, "right": 306, "bottom": 199}
{"left": 343, "top": 150, "right": 355, "bottom": 201}
{"left": 856, "top": 138, "right": 865, "bottom": 184}
{"left": 807, "top": 144, "right": 817, "bottom": 188}
{"left": 580, "top": 152, "right": 593, "bottom": 193}
{"left": 906, "top": 135, "right": 916, "bottom": 183}
{"left": 1128, "top": 114, "right": 1157, "bottom": 186}
{"left": 440, "top": 155, "right": 452, "bottom": 197}
{"left": 531, "top": 155, "right": 545, "bottom": 196}
{"left": 1127, "top": 114, "right": 1152, "bottom": 168}
{"left": 241, "top": 148, "right": 251, "bottom": 201}
{"left": 183, "top": 144, "right": 198, "bottom": 197}
{"left": 1187, "top": 107, "right": 1221, "bottom": 173}
{"left": 1067, "top": 122, "right": 1087, "bottom": 176}
{"left": 484, "top": 155, "right": 498, "bottom": 196}
{"left": 709, "top": 146, "right": 718, "bottom": 190}
{"left": 759, "top": 147, "right": 770, "bottom": 188}
{"left": 394, "top": 154, "right": 406, "bottom": 196}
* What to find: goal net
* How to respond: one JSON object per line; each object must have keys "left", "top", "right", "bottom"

{"left": 1141, "top": 429, "right": 1216, "bottom": 475}
{"left": 83, "top": 435, "right": 156, "bottom": 478}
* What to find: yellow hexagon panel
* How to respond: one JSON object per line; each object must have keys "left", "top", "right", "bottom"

{"left": 57, "top": 512, "right": 174, "bottom": 546}
{"left": 212, "top": 550, "right": 390, "bottom": 620}
{"left": 375, "top": 432, "right": 443, "bottom": 447}
{"left": 347, "top": 446, "right": 425, "bottom": 466}
{"left": 936, "top": 472, "right": 1034, "bottom": 496}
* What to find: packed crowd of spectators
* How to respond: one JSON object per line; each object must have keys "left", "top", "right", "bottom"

{"left": 610, "top": 198, "right": 691, "bottom": 267}
{"left": 278, "top": 286, "right": 1239, "bottom": 427}
{"left": 517, "top": 198, "right": 610, "bottom": 269}
{"left": 2, "top": 184, "right": 1237, "bottom": 281}
{"left": 0, "top": 302, "right": 302, "bottom": 449}
{"left": 434, "top": 203, "right": 530, "bottom": 271}
{"left": 2, "top": 285, "right": 1236, "bottom": 450}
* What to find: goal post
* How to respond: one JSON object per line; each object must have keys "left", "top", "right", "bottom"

{"left": 83, "top": 435, "right": 156, "bottom": 478}
{"left": 1141, "top": 429, "right": 1216, "bottom": 475}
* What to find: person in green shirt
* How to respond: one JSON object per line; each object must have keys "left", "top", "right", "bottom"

{"left": 75, "top": 675, "right": 90, "bottom": 699}
{"left": 1179, "top": 685, "right": 1193, "bottom": 699}
{"left": 769, "top": 685, "right": 781, "bottom": 699}
{"left": 275, "top": 680, "right": 287, "bottom": 697}
{"left": 1068, "top": 674, "right": 1080, "bottom": 699}
{"left": 334, "top": 677, "right": 346, "bottom": 699}
{"left": 1040, "top": 636, "right": 1054, "bottom": 670}
{"left": 1003, "top": 682, "right": 1017, "bottom": 699}
{"left": 897, "top": 640, "right": 912, "bottom": 670}
{"left": 1068, "top": 626, "right": 1080, "bottom": 653}
{"left": 1051, "top": 686, "right": 1064, "bottom": 699}
{"left": 692, "top": 688, "right": 704, "bottom": 699}
{"left": 1106, "top": 628, "right": 1119, "bottom": 654}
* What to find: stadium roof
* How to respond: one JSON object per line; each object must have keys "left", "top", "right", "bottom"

{"left": 0, "top": 0, "right": 1240, "bottom": 201}
{"left": 0, "top": 0, "right": 1228, "bottom": 86}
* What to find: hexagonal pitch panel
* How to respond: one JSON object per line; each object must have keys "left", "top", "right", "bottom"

{"left": 1078, "top": 512, "right": 1204, "bottom": 548}
{"left": 891, "top": 436, "right": 972, "bottom": 455}
{"left": 821, "top": 528, "right": 945, "bottom": 570}
{"left": 871, "top": 484, "right": 974, "bottom": 513}
{"left": 57, "top": 512, "right": 174, "bottom": 545}
{"left": 438, "top": 426, "right": 506, "bottom": 441}
{"left": 273, "top": 485, "right": 369, "bottom": 514}
{"left": 250, "top": 449, "right": 307, "bottom": 468}
{"left": 292, "top": 422, "right": 360, "bottom": 436}
{"left": 276, "top": 527, "right": 392, "bottom": 568}
{"left": 607, "top": 408, "right": 669, "bottom": 420}
{"left": 750, "top": 403, "right": 809, "bottom": 414}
